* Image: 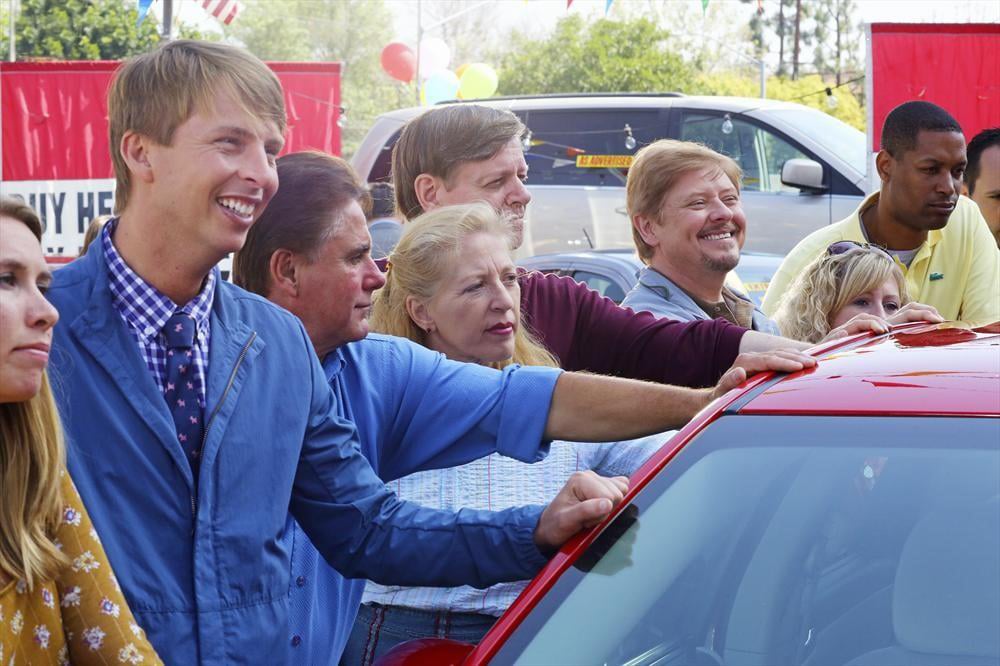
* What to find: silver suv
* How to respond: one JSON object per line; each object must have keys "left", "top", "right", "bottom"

{"left": 352, "top": 94, "right": 867, "bottom": 258}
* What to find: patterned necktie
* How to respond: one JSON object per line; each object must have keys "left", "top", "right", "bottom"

{"left": 162, "top": 311, "right": 205, "bottom": 478}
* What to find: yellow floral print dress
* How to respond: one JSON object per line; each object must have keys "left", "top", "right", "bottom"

{"left": 0, "top": 469, "right": 162, "bottom": 665}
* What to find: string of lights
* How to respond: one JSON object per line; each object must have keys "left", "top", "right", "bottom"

{"left": 785, "top": 75, "right": 865, "bottom": 102}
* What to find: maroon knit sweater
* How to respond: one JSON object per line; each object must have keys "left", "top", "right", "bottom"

{"left": 517, "top": 269, "right": 745, "bottom": 388}
{"left": 374, "top": 258, "right": 745, "bottom": 388}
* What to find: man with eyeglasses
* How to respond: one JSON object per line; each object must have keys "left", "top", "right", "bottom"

{"left": 763, "top": 101, "right": 1000, "bottom": 326}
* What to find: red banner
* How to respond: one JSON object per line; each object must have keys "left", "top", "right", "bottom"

{"left": 869, "top": 23, "right": 1000, "bottom": 150}
{"left": 1, "top": 60, "right": 342, "bottom": 182}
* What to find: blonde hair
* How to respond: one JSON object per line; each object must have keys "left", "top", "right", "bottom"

{"left": 108, "top": 40, "right": 286, "bottom": 213}
{"left": 773, "top": 248, "right": 910, "bottom": 343}
{"left": 1, "top": 200, "right": 68, "bottom": 589}
{"left": 370, "top": 203, "right": 559, "bottom": 369}
{"left": 81, "top": 214, "right": 112, "bottom": 255}
{"left": 626, "top": 139, "right": 742, "bottom": 264}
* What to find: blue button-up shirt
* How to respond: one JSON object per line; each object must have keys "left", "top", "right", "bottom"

{"left": 285, "top": 334, "right": 559, "bottom": 662}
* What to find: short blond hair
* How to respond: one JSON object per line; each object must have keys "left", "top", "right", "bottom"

{"left": 370, "top": 203, "right": 558, "bottom": 369}
{"left": 773, "top": 248, "right": 910, "bottom": 343}
{"left": 108, "top": 40, "right": 286, "bottom": 213}
{"left": 626, "top": 139, "right": 742, "bottom": 264}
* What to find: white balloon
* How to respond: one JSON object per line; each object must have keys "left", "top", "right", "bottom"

{"left": 418, "top": 37, "right": 451, "bottom": 80}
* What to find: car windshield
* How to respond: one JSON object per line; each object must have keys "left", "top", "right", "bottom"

{"left": 762, "top": 107, "right": 867, "bottom": 177}
{"left": 493, "top": 415, "right": 1000, "bottom": 666}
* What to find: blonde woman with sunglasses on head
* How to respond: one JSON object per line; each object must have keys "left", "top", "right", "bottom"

{"left": 773, "top": 241, "right": 919, "bottom": 344}
{"left": 0, "top": 197, "right": 161, "bottom": 665}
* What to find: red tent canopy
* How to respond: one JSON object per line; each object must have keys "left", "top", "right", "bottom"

{"left": 1, "top": 60, "right": 342, "bottom": 182}
{"left": 868, "top": 23, "right": 999, "bottom": 151}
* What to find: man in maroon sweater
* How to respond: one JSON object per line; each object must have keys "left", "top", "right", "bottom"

{"left": 390, "top": 105, "right": 893, "bottom": 387}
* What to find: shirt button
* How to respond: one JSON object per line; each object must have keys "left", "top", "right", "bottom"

{"left": 291, "top": 635, "right": 302, "bottom": 647}
{"left": 296, "top": 576, "right": 306, "bottom": 587}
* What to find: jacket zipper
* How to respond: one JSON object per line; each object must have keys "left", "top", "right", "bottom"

{"left": 190, "top": 331, "right": 258, "bottom": 532}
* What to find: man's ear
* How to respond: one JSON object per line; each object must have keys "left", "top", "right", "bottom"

{"left": 875, "top": 149, "right": 894, "bottom": 186}
{"left": 404, "top": 294, "right": 435, "bottom": 333}
{"left": 633, "top": 214, "right": 662, "bottom": 249}
{"left": 413, "top": 173, "right": 446, "bottom": 212}
{"left": 268, "top": 249, "right": 301, "bottom": 300}
{"left": 120, "top": 130, "right": 154, "bottom": 184}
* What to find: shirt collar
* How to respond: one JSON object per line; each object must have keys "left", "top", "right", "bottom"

{"left": 322, "top": 346, "right": 346, "bottom": 383}
{"left": 102, "top": 218, "right": 216, "bottom": 343}
{"left": 855, "top": 190, "right": 943, "bottom": 248}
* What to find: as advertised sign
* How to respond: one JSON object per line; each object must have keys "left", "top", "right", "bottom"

{"left": 575, "top": 154, "right": 633, "bottom": 169}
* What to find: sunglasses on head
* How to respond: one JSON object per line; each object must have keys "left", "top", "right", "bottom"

{"left": 826, "top": 240, "right": 894, "bottom": 262}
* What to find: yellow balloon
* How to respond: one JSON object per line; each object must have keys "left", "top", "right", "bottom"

{"left": 458, "top": 63, "right": 498, "bottom": 100}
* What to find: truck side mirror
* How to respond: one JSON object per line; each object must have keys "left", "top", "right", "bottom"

{"left": 781, "top": 158, "right": 827, "bottom": 193}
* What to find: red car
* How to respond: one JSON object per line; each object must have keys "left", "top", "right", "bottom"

{"left": 382, "top": 321, "right": 1000, "bottom": 666}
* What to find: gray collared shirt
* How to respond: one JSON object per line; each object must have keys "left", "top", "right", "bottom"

{"left": 622, "top": 266, "right": 781, "bottom": 335}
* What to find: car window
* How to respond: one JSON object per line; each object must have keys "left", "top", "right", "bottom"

{"left": 522, "top": 109, "right": 668, "bottom": 187}
{"left": 679, "top": 112, "right": 811, "bottom": 193}
{"left": 571, "top": 269, "right": 627, "bottom": 304}
{"left": 494, "top": 415, "right": 1000, "bottom": 666}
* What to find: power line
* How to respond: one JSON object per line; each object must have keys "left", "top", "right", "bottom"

{"left": 785, "top": 74, "right": 864, "bottom": 102}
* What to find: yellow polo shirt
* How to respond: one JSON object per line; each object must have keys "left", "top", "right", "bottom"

{"left": 762, "top": 193, "right": 1000, "bottom": 325}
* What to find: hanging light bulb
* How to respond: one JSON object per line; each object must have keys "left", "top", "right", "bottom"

{"left": 825, "top": 87, "right": 839, "bottom": 109}
{"left": 522, "top": 130, "right": 533, "bottom": 151}
{"left": 624, "top": 123, "right": 636, "bottom": 151}
{"left": 721, "top": 114, "right": 734, "bottom": 135}
{"left": 337, "top": 106, "right": 347, "bottom": 128}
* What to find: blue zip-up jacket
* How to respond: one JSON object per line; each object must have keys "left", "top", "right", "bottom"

{"left": 47, "top": 244, "right": 560, "bottom": 664}
{"left": 286, "top": 335, "right": 561, "bottom": 661}
{"left": 622, "top": 266, "right": 781, "bottom": 335}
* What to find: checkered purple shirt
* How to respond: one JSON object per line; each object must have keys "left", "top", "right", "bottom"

{"left": 102, "top": 219, "right": 214, "bottom": 407}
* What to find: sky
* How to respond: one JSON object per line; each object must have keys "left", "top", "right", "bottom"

{"left": 386, "top": 0, "right": 1000, "bottom": 42}
{"left": 171, "top": 0, "right": 1000, "bottom": 42}
{"left": 167, "top": 0, "right": 998, "bottom": 78}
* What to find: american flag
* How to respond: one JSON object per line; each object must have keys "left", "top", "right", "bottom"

{"left": 200, "top": 0, "right": 243, "bottom": 25}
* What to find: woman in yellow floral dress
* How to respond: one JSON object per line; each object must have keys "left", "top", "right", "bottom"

{"left": 0, "top": 197, "right": 162, "bottom": 665}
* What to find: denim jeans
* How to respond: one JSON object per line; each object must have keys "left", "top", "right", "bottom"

{"left": 340, "top": 602, "right": 497, "bottom": 666}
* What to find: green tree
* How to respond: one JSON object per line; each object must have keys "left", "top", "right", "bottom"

{"left": 811, "top": 0, "right": 862, "bottom": 85}
{"left": 10, "top": 0, "right": 159, "bottom": 60}
{"left": 497, "top": 15, "right": 696, "bottom": 96}
{"left": 227, "top": 0, "right": 410, "bottom": 157}
{"left": 4, "top": 0, "right": 208, "bottom": 61}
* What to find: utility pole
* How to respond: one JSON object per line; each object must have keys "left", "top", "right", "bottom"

{"left": 415, "top": 0, "right": 492, "bottom": 105}
{"left": 415, "top": 0, "right": 422, "bottom": 105}
{"left": 8, "top": 0, "right": 16, "bottom": 61}
{"left": 792, "top": 0, "right": 802, "bottom": 79}
{"left": 777, "top": 0, "right": 785, "bottom": 75}
{"left": 162, "top": 0, "right": 174, "bottom": 41}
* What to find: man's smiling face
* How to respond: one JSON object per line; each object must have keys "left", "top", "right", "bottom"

{"left": 144, "top": 90, "right": 284, "bottom": 261}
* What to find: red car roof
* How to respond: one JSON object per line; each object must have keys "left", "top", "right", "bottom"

{"left": 741, "top": 321, "right": 1000, "bottom": 418}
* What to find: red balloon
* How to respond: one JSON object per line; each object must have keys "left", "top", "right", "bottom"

{"left": 381, "top": 42, "right": 416, "bottom": 83}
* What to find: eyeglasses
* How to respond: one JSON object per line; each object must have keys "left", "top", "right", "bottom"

{"left": 826, "top": 240, "right": 895, "bottom": 263}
